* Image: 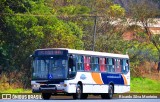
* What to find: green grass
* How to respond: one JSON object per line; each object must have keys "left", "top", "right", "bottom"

{"left": 131, "top": 77, "right": 160, "bottom": 93}
{"left": 0, "top": 83, "right": 31, "bottom": 93}
{"left": 0, "top": 88, "right": 31, "bottom": 93}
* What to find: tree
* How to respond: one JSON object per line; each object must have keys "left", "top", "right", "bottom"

{"left": 46, "top": 0, "right": 127, "bottom": 51}
{"left": 39, "top": 16, "right": 83, "bottom": 49}
{"left": 128, "top": 0, "right": 160, "bottom": 60}
{"left": 0, "top": 0, "right": 84, "bottom": 88}
{"left": 90, "top": 0, "right": 126, "bottom": 52}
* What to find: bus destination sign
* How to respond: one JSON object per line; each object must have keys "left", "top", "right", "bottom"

{"left": 37, "top": 50, "right": 63, "bottom": 56}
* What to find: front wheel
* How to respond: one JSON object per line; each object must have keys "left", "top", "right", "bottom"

{"left": 101, "top": 85, "right": 114, "bottom": 99}
{"left": 42, "top": 93, "right": 51, "bottom": 100}
{"left": 82, "top": 93, "right": 88, "bottom": 99}
{"left": 73, "top": 84, "right": 82, "bottom": 99}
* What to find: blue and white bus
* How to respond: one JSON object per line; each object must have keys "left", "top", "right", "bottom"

{"left": 31, "top": 48, "right": 130, "bottom": 99}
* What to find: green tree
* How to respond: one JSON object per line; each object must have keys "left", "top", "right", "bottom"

{"left": 39, "top": 16, "right": 83, "bottom": 49}
{"left": 90, "top": 0, "right": 126, "bottom": 52}
{"left": 128, "top": 0, "right": 160, "bottom": 60}
{"left": 0, "top": 0, "right": 84, "bottom": 88}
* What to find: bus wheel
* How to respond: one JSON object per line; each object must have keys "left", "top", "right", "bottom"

{"left": 73, "top": 84, "right": 82, "bottom": 99}
{"left": 82, "top": 94, "right": 88, "bottom": 99}
{"left": 42, "top": 93, "right": 51, "bottom": 100}
{"left": 101, "top": 85, "right": 113, "bottom": 99}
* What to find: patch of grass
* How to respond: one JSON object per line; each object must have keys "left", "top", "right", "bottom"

{"left": 0, "top": 82, "right": 31, "bottom": 93}
{"left": 131, "top": 77, "right": 160, "bottom": 93}
{"left": 0, "top": 88, "right": 31, "bottom": 93}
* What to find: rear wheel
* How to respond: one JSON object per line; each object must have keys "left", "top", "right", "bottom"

{"left": 101, "top": 85, "right": 113, "bottom": 99}
{"left": 42, "top": 93, "right": 51, "bottom": 100}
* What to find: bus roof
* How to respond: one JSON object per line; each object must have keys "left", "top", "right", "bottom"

{"left": 35, "top": 48, "right": 129, "bottom": 59}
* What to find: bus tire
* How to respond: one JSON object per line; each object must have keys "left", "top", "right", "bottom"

{"left": 73, "top": 84, "right": 82, "bottom": 99}
{"left": 101, "top": 85, "right": 113, "bottom": 99}
{"left": 42, "top": 93, "right": 51, "bottom": 100}
{"left": 82, "top": 93, "right": 88, "bottom": 99}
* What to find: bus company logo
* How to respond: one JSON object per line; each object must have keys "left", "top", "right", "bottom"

{"left": 1, "top": 94, "right": 42, "bottom": 100}
{"left": 80, "top": 74, "right": 86, "bottom": 80}
{"left": 2, "top": 94, "right": 11, "bottom": 99}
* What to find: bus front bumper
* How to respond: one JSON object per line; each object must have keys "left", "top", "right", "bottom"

{"left": 32, "top": 85, "right": 57, "bottom": 93}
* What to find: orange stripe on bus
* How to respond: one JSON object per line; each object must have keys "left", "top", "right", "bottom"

{"left": 91, "top": 72, "right": 103, "bottom": 84}
{"left": 122, "top": 74, "right": 128, "bottom": 85}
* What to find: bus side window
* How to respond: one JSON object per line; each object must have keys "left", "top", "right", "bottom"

{"left": 100, "top": 58, "right": 106, "bottom": 72}
{"left": 122, "top": 59, "right": 129, "bottom": 73}
{"left": 115, "top": 59, "right": 122, "bottom": 73}
{"left": 77, "top": 55, "right": 84, "bottom": 71}
{"left": 68, "top": 55, "right": 74, "bottom": 70}
{"left": 120, "top": 59, "right": 123, "bottom": 70}
{"left": 120, "top": 59, "right": 123, "bottom": 72}
{"left": 112, "top": 58, "right": 115, "bottom": 72}
{"left": 84, "top": 56, "right": 91, "bottom": 71}
{"left": 91, "top": 57, "right": 94, "bottom": 71}
{"left": 91, "top": 57, "right": 99, "bottom": 72}
{"left": 68, "top": 55, "right": 76, "bottom": 71}
{"left": 106, "top": 58, "right": 108, "bottom": 72}
{"left": 91, "top": 57, "right": 97, "bottom": 71}
{"left": 108, "top": 58, "right": 112, "bottom": 72}
{"left": 126, "top": 60, "right": 129, "bottom": 72}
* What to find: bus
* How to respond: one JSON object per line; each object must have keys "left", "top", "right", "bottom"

{"left": 31, "top": 48, "right": 130, "bottom": 99}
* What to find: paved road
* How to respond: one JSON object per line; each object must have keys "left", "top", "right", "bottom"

{"left": 0, "top": 99, "right": 160, "bottom": 102}
{"left": 0, "top": 95, "right": 160, "bottom": 102}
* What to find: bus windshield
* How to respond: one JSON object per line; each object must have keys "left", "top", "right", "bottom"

{"left": 32, "top": 57, "right": 67, "bottom": 80}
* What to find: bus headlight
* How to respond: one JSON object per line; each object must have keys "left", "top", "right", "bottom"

{"left": 32, "top": 84, "right": 40, "bottom": 89}
{"left": 63, "top": 84, "right": 67, "bottom": 87}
